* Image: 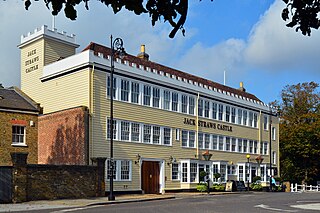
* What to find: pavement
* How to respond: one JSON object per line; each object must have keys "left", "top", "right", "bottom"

{"left": 0, "top": 192, "right": 238, "bottom": 212}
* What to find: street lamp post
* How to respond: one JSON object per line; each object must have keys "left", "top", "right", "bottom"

{"left": 246, "top": 154, "right": 250, "bottom": 192}
{"left": 269, "top": 113, "right": 272, "bottom": 192}
{"left": 255, "top": 155, "right": 264, "bottom": 177}
{"left": 108, "top": 35, "right": 125, "bottom": 201}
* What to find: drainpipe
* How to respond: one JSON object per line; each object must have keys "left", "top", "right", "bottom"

{"left": 196, "top": 93, "right": 200, "bottom": 159}
{"left": 89, "top": 63, "right": 95, "bottom": 164}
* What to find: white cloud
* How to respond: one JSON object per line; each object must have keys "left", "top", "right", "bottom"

{"left": 244, "top": 0, "right": 320, "bottom": 73}
{"left": 0, "top": 1, "right": 192, "bottom": 87}
{"left": 175, "top": 39, "right": 246, "bottom": 84}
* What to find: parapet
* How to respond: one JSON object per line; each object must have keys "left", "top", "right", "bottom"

{"left": 19, "top": 25, "right": 79, "bottom": 48}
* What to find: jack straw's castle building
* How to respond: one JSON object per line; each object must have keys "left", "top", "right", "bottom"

{"left": 19, "top": 25, "right": 279, "bottom": 194}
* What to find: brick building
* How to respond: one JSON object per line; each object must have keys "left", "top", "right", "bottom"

{"left": 0, "top": 87, "right": 40, "bottom": 165}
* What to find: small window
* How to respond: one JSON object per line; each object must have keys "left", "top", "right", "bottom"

{"left": 272, "top": 127, "right": 276, "bottom": 140}
{"left": 12, "top": 126, "right": 25, "bottom": 145}
{"left": 189, "top": 97, "right": 195, "bottom": 115}
{"left": 263, "top": 116, "right": 268, "bottom": 130}
{"left": 172, "top": 163, "right": 180, "bottom": 180}
{"left": 152, "top": 87, "right": 160, "bottom": 108}
{"left": 163, "top": 128, "right": 171, "bottom": 145}
{"left": 175, "top": 129, "right": 180, "bottom": 141}
{"left": 121, "top": 79, "right": 129, "bottom": 101}
{"left": 143, "top": 85, "right": 151, "bottom": 106}
{"left": 131, "top": 82, "right": 139, "bottom": 104}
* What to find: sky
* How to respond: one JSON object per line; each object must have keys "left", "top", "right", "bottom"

{"left": 0, "top": 0, "right": 319, "bottom": 104}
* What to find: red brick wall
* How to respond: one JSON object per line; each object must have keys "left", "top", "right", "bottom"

{"left": 38, "top": 106, "right": 88, "bottom": 165}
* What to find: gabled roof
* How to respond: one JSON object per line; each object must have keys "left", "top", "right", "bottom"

{"left": 83, "top": 42, "right": 261, "bottom": 102}
{"left": 0, "top": 87, "right": 40, "bottom": 113}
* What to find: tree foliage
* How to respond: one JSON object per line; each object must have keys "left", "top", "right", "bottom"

{"left": 273, "top": 82, "right": 320, "bottom": 184}
{"left": 23, "top": 0, "right": 320, "bottom": 38}
{"left": 282, "top": 0, "right": 320, "bottom": 36}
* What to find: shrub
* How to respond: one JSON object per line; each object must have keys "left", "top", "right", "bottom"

{"left": 252, "top": 176, "right": 261, "bottom": 183}
{"left": 196, "top": 183, "right": 208, "bottom": 192}
{"left": 250, "top": 182, "right": 263, "bottom": 191}
{"left": 211, "top": 183, "right": 225, "bottom": 191}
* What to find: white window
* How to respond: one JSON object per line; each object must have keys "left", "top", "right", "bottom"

{"left": 204, "top": 134, "right": 210, "bottom": 149}
{"left": 152, "top": 126, "right": 160, "bottom": 144}
{"left": 189, "top": 132, "right": 195, "bottom": 148}
{"left": 263, "top": 142, "right": 268, "bottom": 155}
{"left": 272, "top": 127, "right": 276, "bottom": 140}
{"left": 225, "top": 106, "right": 230, "bottom": 122}
{"left": 107, "top": 76, "right": 117, "bottom": 99}
{"left": 212, "top": 135, "right": 218, "bottom": 150}
{"left": 106, "top": 160, "right": 131, "bottom": 181}
{"left": 231, "top": 138, "right": 236, "bottom": 152}
{"left": 189, "top": 97, "right": 195, "bottom": 115}
{"left": 107, "top": 119, "right": 117, "bottom": 140}
{"left": 172, "top": 163, "right": 180, "bottom": 180}
{"left": 131, "top": 122, "right": 140, "bottom": 142}
{"left": 198, "top": 133, "right": 203, "bottom": 149}
{"left": 131, "top": 82, "right": 139, "bottom": 104}
{"left": 106, "top": 159, "right": 117, "bottom": 180}
{"left": 152, "top": 87, "right": 160, "bottom": 108}
{"left": 181, "top": 95, "right": 188, "bottom": 113}
{"left": 220, "top": 164, "right": 226, "bottom": 182}
{"left": 190, "top": 163, "right": 197, "bottom": 182}
{"left": 121, "top": 79, "right": 129, "bottom": 101}
{"left": 243, "top": 110, "right": 248, "bottom": 126}
{"left": 238, "top": 165, "right": 244, "bottom": 181}
{"left": 249, "top": 140, "right": 253, "bottom": 153}
{"left": 143, "top": 85, "right": 151, "bottom": 106}
{"left": 272, "top": 151, "right": 277, "bottom": 164}
{"left": 249, "top": 112, "right": 253, "bottom": 127}
{"left": 143, "top": 125, "right": 151, "bottom": 143}
{"left": 253, "top": 141, "right": 258, "bottom": 154}
{"left": 243, "top": 139, "right": 248, "bottom": 153}
{"left": 238, "top": 139, "right": 243, "bottom": 153}
{"left": 120, "top": 160, "right": 130, "bottom": 180}
{"left": 212, "top": 164, "right": 219, "bottom": 182}
{"left": 12, "top": 126, "right": 25, "bottom": 145}
{"left": 231, "top": 107, "right": 236, "bottom": 123}
{"left": 218, "top": 136, "right": 224, "bottom": 150}
{"left": 263, "top": 115, "right": 268, "bottom": 130}
{"left": 182, "top": 163, "right": 188, "bottom": 182}
{"left": 204, "top": 101, "right": 210, "bottom": 118}
{"left": 175, "top": 128, "right": 180, "bottom": 141}
{"left": 120, "top": 121, "right": 130, "bottom": 141}
{"left": 218, "top": 104, "right": 223, "bottom": 121}
{"left": 164, "top": 90, "right": 170, "bottom": 110}
{"left": 182, "top": 130, "right": 188, "bottom": 147}
{"left": 237, "top": 109, "right": 242, "bottom": 125}
{"left": 163, "top": 128, "right": 171, "bottom": 145}
{"left": 253, "top": 113, "right": 258, "bottom": 128}
{"left": 198, "top": 99, "right": 203, "bottom": 117}
{"left": 172, "top": 92, "right": 178, "bottom": 112}
{"left": 225, "top": 137, "right": 231, "bottom": 151}
{"left": 212, "top": 102, "right": 217, "bottom": 120}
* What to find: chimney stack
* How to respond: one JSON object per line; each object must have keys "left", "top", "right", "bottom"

{"left": 239, "top": 82, "right": 246, "bottom": 92}
{"left": 137, "top": 45, "right": 149, "bottom": 61}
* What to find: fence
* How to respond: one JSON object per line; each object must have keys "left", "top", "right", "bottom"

{"left": 291, "top": 183, "right": 320, "bottom": 192}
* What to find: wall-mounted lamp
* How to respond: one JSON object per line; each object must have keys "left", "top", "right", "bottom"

{"left": 134, "top": 154, "right": 141, "bottom": 164}
{"left": 202, "top": 150, "right": 212, "bottom": 161}
{"left": 167, "top": 156, "right": 176, "bottom": 165}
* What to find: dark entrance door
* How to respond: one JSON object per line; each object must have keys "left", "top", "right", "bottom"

{"left": 141, "top": 161, "right": 160, "bottom": 194}
{"left": 0, "top": 167, "right": 12, "bottom": 203}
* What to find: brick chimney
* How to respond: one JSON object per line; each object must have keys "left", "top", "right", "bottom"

{"left": 137, "top": 45, "right": 149, "bottom": 61}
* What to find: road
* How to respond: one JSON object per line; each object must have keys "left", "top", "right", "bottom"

{"left": 13, "top": 192, "right": 320, "bottom": 213}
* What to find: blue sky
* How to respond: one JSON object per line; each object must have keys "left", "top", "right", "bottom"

{"left": 0, "top": 0, "right": 319, "bottom": 104}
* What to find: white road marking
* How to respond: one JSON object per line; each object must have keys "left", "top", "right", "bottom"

{"left": 255, "top": 204, "right": 298, "bottom": 212}
{"left": 51, "top": 206, "right": 99, "bottom": 213}
{"left": 291, "top": 203, "right": 320, "bottom": 210}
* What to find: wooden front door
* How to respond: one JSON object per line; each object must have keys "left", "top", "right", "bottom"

{"left": 141, "top": 161, "right": 160, "bottom": 194}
